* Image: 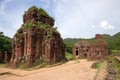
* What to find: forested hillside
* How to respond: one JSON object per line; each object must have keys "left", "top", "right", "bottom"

{"left": 64, "top": 32, "right": 120, "bottom": 54}
{"left": 0, "top": 32, "right": 12, "bottom": 51}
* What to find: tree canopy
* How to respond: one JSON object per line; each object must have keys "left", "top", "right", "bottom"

{"left": 0, "top": 32, "right": 12, "bottom": 51}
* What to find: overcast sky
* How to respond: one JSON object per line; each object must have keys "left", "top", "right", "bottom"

{"left": 0, "top": 0, "right": 120, "bottom": 38}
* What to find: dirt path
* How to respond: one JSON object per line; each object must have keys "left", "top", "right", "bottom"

{"left": 0, "top": 59, "right": 97, "bottom": 80}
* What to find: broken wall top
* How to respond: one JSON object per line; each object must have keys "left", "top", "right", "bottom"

{"left": 23, "top": 6, "right": 54, "bottom": 26}
{"left": 93, "top": 34, "right": 108, "bottom": 47}
{"left": 95, "top": 34, "right": 103, "bottom": 39}
{"left": 74, "top": 40, "right": 90, "bottom": 47}
{"left": 14, "top": 6, "right": 60, "bottom": 39}
{"left": 73, "top": 34, "right": 108, "bottom": 48}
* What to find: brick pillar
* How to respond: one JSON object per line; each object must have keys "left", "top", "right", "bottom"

{"left": 5, "top": 51, "right": 7, "bottom": 63}
{"left": 0, "top": 51, "right": 1, "bottom": 62}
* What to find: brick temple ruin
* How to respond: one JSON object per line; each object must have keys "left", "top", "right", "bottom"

{"left": 10, "top": 6, "right": 65, "bottom": 67}
{"left": 72, "top": 34, "right": 108, "bottom": 60}
{"left": 0, "top": 51, "right": 12, "bottom": 63}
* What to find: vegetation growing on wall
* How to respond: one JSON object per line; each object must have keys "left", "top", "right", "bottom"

{"left": 28, "top": 6, "right": 54, "bottom": 20}
{"left": 108, "top": 53, "right": 120, "bottom": 79}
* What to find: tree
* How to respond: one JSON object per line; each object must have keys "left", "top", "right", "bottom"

{"left": 0, "top": 32, "right": 12, "bottom": 51}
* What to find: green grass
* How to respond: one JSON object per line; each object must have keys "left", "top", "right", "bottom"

{"left": 109, "top": 55, "right": 120, "bottom": 79}
{"left": 91, "top": 61, "right": 101, "bottom": 69}
{"left": 111, "top": 49, "right": 119, "bottom": 53}
{"left": 28, "top": 6, "right": 54, "bottom": 20}
{"left": 17, "top": 60, "right": 67, "bottom": 70}
{"left": 0, "top": 63, "right": 9, "bottom": 67}
{"left": 65, "top": 52, "right": 72, "bottom": 60}
{"left": 17, "top": 60, "right": 49, "bottom": 70}
{"left": 93, "top": 61, "right": 107, "bottom": 80}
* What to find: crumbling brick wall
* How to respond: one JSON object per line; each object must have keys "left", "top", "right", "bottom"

{"left": 10, "top": 6, "right": 65, "bottom": 67}
{"left": 72, "top": 34, "right": 108, "bottom": 60}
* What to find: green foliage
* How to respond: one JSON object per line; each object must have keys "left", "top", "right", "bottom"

{"left": 109, "top": 54, "right": 120, "bottom": 78}
{"left": 63, "top": 38, "right": 81, "bottom": 53}
{"left": 111, "top": 50, "right": 119, "bottom": 53}
{"left": 40, "top": 23, "right": 50, "bottom": 29}
{"left": 52, "top": 28, "right": 60, "bottom": 36}
{"left": 28, "top": 6, "right": 54, "bottom": 20}
{"left": 21, "top": 22, "right": 33, "bottom": 29}
{"left": 65, "top": 52, "right": 72, "bottom": 60}
{"left": 103, "top": 32, "right": 120, "bottom": 54}
{"left": 93, "top": 61, "right": 107, "bottom": 80}
{"left": 91, "top": 61, "right": 103, "bottom": 69}
{"left": 46, "top": 34, "right": 52, "bottom": 38}
{"left": 0, "top": 32, "right": 12, "bottom": 51}
{"left": 20, "top": 22, "right": 48, "bottom": 30}
{"left": 17, "top": 22, "right": 60, "bottom": 39}
{"left": 94, "top": 63, "right": 100, "bottom": 69}
{"left": 63, "top": 38, "right": 94, "bottom": 53}
{"left": 28, "top": 6, "right": 48, "bottom": 16}
{"left": 28, "top": 6, "right": 38, "bottom": 11}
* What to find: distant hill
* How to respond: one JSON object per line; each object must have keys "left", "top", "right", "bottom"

{"left": 113, "top": 32, "right": 120, "bottom": 38}
{"left": 64, "top": 32, "right": 120, "bottom": 54}
{"left": 0, "top": 32, "right": 12, "bottom": 51}
{"left": 112, "top": 32, "right": 120, "bottom": 50}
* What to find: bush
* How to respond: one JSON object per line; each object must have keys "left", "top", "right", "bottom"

{"left": 65, "top": 52, "right": 72, "bottom": 60}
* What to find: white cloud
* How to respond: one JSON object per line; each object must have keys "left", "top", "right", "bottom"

{"left": 0, "top": 0, "right": 24, "bottom": 37}
{"left": 91, "top": 25, "right": 95, "bottom": 28}
{"left": 53, "top": 0, "right": 103, "bottom": 38}
{"left": 39, "top": 0, "right": 50, "bottom": 9}
{"left": 98, "top": 20, "right": 114, "bottom": 30}
{"left": 0, "top": 0, "right": 12, "bottom": 15}
{"left": 53, "top": 0, "right": 117, "bottom": 38}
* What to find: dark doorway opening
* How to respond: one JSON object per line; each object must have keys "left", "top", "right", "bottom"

{"left": 76, "top": 48, "right": 79, "bottom": 56}
{"left": 84, "top": 53, "right": 87, "bottom": 57}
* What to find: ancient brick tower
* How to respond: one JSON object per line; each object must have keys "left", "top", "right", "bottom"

{"left": 10, "top": 6, "right": 65, "bottom": 67}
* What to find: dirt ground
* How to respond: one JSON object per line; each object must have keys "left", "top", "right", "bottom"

{"left": 0, "top": 59, "right": 97, "bottom": 80}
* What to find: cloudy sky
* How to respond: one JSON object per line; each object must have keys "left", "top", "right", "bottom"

{"left": 0, "top": 0, "right": 120, "bottom": 38}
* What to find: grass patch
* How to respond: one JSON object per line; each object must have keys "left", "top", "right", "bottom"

{"left": 17, "top": 60, "right": 67, "bottom": 70}
{"left": 91, "top": 61, "right": 101, "bottom": 69}
{"left": 65, "top": 52, "right": 72, "bottom": 60}
{"left": 109, "top": 55, "right": 120, "bottom": 79}
{"left": 0, "top": 63, "right": 9, "bottom": 67}
{"left": 93, "top": 61, "right": 107, "bottom": 80}
{"left": 111, "top": 49, "right": 119, "bottom": 53}
{"left": 16, "top": 60, "right": 49, "bottom": 70}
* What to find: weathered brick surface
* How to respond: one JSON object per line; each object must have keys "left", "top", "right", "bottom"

{"left": 10, "top": 6, "right": 65, "bottom": 67}
{"left": 73, "top": 34, "right": 108, "bottom": 60}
